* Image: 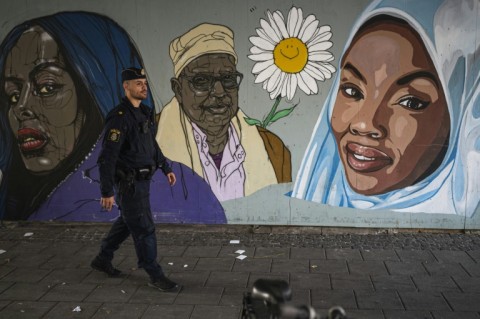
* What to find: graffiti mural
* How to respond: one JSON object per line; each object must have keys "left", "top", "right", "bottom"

{"left": 156, "top": 23, "right": 293, "bottom": 202}
{"left": 292, "top": 0, "right": 480, "bottom": 217}
{"left": 0, "top": 12, "right": 225, "bottom": 223}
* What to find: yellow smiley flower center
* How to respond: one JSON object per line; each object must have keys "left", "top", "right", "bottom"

{"left": 273, "top": 37, "right": 308, "bottom": 73}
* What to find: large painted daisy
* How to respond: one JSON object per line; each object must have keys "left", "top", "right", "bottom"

{"left": 249, "top": 7, "right": 336, "bottom": 102}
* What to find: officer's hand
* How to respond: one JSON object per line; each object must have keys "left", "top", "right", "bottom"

{"left": 100, "top": 196, "right": 115, "bottom": 211}
{"left": 167, "top": 172, "right": 176, "bottom": 186}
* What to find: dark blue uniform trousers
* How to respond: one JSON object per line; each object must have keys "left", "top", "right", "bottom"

{"left": 98, "top": 179, "right": 164, "bottom": 281}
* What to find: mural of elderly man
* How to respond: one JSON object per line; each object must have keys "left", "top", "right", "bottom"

{"left": 156, "top": 23, "right": 292, "bottom": 202}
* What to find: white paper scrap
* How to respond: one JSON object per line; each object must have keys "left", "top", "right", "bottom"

{"left": 24, "top": 232, "right": 34, "bottom": 237}
{"left": 183, "top": 264, "right": 188, "bottom": 268}
{"left": 168, "top": 262, "right": 174, "bottom": 266}
{"left": 0, "top": 250, "right": 6, "bottom": 254}
{"left": 235, "top": 250, "right": 245, "bottom": 254}
{"left": 236, "top": 255, "right": 247, "bottom": 260}
{"left": 72, "top": 306, "right": 82, "bottom": 312}
{"left": 121, "top": 290, "right": 126, "bottom": 294}
{"left": 229, "top": 240, "right": 240, "bottom": 244}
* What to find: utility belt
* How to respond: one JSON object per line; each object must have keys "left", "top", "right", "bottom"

{"left": 116, "top": 165, "right": 155, "bottom": 183}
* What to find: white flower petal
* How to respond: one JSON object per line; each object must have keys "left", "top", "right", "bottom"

{"left": 263, "top": 81, "right": 268, "bottom": 90}
{"left": 267, "top": 11, "right": 283, "bottom": 40}
{"left": 260, "top": 19, "right": 281, "bottom": 43}
{"left": 256, "top": 28, "right": 276, "bottom": 45}
{"left": 252, "top": 60, "right": 274, "bottom": 74}
{"left": 309, "top": 51, "right": 334, "bottom": 62}
{"left": 250, "top": 36, "right": 275, "bottom": 51}
{"left": 309, "top": 62, "right": 336, "bottom": 79}
{"left": 299, "top": 15, "right": 318, "bottom": 42}
{"left": 296, "top": 73, "right": 311, "bottom": 95}
{"left": 250, "top": 46, "right": 266, "bottom": 54}
{"left": 248, "top": 52, "right": 274, "bottom": 62}
{"left": 271, "top": 72, "right": 286, "bottom": 98}
{"left": 266, "top": 67, "right": 282, "bottom": 92}
{"left": 273, "top": 11, "right": 289, "bottom": 39}
{"left": 299, "top": 70, "right": 319, "bottom": 94}
{"left": 281, "top": 74, "right": 289, "bottom": 98}
{"left": 293, "top": 8, "right": 303, "bottom": 37}
{"left": 287, "top": 7, "right": 303, "bottom": 38}
{"left": 308, "top": 26, "right": 332, "bottom": 45}
{"left": 305, "top": 63, "right": 325, "bottom": 81}
{"left": 308, "top": 41, "right": 333, "bottom": 52}
{"left": 255, "top": 64, "right": 278, "bottom": 83}
{"left": 286, "top": 73, "right": 298, "bottom": 101}
{"left": 320, "top": 62, "right": 336, "bottom": 74}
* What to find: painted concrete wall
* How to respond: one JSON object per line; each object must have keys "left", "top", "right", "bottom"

{"left": 0, "top": 0, "right": 479, "bottom": 230}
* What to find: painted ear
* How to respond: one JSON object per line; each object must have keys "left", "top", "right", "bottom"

{"left": 171, "top": 78, "right": 182, "bottom": 104}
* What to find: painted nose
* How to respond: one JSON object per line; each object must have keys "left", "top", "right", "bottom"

{"left": 11, "top": 83, "right": 36, "bottom": 121}
{"left": 349, "top": 102, "right": 386, "bottom": 139}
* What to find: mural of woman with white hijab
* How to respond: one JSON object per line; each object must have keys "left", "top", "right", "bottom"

{"left": 292, "top": 0, "right": 480, "bottom": 217}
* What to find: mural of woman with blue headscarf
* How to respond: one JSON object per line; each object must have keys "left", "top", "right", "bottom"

{"left": 0, "top": 12, "right": 224, "bottom": 223}
{"left": 292, "top": 0, "right": 480, "bottom": 217}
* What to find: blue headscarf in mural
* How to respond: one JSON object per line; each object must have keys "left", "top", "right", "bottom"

{"left": 0, "top": 11, "right": 153, "bottom": 219}
{"left": 292, "top": 0, "right": 480, "bottom": 217}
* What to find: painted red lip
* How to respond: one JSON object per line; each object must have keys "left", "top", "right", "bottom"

{"left": 17, "top": 128, "right": 48, "bottom": 153}
{"left": 345, "top": 142, "right": 392, "bottom": 173}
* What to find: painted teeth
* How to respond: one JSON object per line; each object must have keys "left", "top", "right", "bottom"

{"left": 353, "top": 153, "right": 374, "bottom": 161}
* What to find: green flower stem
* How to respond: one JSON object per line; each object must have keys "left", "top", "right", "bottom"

{"left": 262, "top": 95, "right": 282, "bottom": 128}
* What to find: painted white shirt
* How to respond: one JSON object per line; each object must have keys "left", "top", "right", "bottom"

{"left": 191, "top": 122, "right": 246, "bottom": 201}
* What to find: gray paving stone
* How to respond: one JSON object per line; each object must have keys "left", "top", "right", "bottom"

{"left": 1, "top": 268, "right": 50, "bottom": 283}
{"left": 247, "top": 272, "right": 289, "bottom": 288}
{"left": 129, "top": 285, "right": 178, "bottom": 304}
{"left": 371, "top": 275, "right": 417, "bottom": 291}
{"left": 91, "top": 302, "right": 148, "bottom": 319}
{"left": 184, "top": 246, "right": 221, "bottom": 257}
{"left": 398, "top": 291, "right": 451, "bottom": 311}
{"left": 466, "top": 250, "right": 480, "bottom": 263}
{"left": 84, "top": 284, "right": 138, "bottom": 303}
{"left": 0, "top": 282, "right": 14, "bottom": 294}
{"left": 82, "top": 269, "right": 128, "bottom": 285}
{"left": 460, "top": 261, "right": 480, "bottom": 277}
{"left": 0, "top": 300, "right": 56, "bottom": 319}
{"left": 290, "top": 273, "right": 330, "bottom": 290}
{"left": 361, "top": 249, "right": 400, "bottom": 261}
{"left": 232, "top": 257, "right": 272, "bottom": 272}
{"left": 271, "top": 258, "right": 310, "bottom": 273}
{"left": 175, "top": 286, "right": 223, "bottom": 305}
{"left": 170, "top": 270, "right": 210, "bottom": 287}
{"left": 157, "top": 245, "right": 187, "bottom": 257}
{"left": 254, "top": 247, "right": 289, "bottom": 259}
{"left": 423, "top": 261, "right": 470, "bottom": 277}
{"left": 42, "top": 242, "right": 85, "bottom": 255}
{"left": 356, "top": 290, "right": 404, "bottom": 310}
{"left": 383, "top": 309, "right": 433, "bottom": 318}
{"left": 431, "top": 250, "right": 475, "bottom": 263}
{"left": 309, "top": 259, "right": 349, "bottom": 274}
{"left": 411, "top": 275, "right": 460, "bottom": 292}
{"left": 117, "top": 256, "right": 139, "bottom": 270}
{"left": 219, "top": 287, "right": 245, "bottom": 306}
{"left": 331, "top": 274, "right": 374, "bottom": 291}
{"left": 0, "top": 300, "right": 10, "bottom": 310}
{"left": 39, "top": 268, "right": 91, "bottom": 285}
{"left": 443, "top": 292, "right": 480, "bottom": 311}
{"left": 452, "top": 276, "right": 480, "bottom": 293}
{"left": 194, "top": 257, "right": 235, "bottom": 271}
{"left": 0, "top": 282, "right": 52, "bottom": 301}
{"left": 396, "top": 250, "right": 436, "bottom": 262}
{"left": 142, "top": 304, "right": 193, "bottom": 319}
{"left": 158, "top": 256, "right": 199, "bottom": 272}
{"left": 8, "top": 252, "right": 54, "bottom": 268}
{"left": 206, "top": 271, "right": 249, "bottom": 288}
{"left": 289, "top": 288, "right": 311, "bottom": 305}
{"left": 190, "top": 304, "right": 241, "bottom": 319}
{"left": 42, "top": 301, "right": 102, "bottom": 319}
{"left": 40, "top": 283, "right": 97, "bottom": 302}
{"left": 290, "top": 247, "right": 326, "bottom": 260}
{"left": 431, "top": 311, "right": 480, "bottom": 319}
{"left": 218, "top": 246, "right": 255, "bottom": 258}
{"left": 385, "top": 261, "right": 429, "bottom": 276}
{"left": 348, "top": 260, "right": 389, "bottom": 275}
{"left": 0, "top": 265, "right": 14, "bottom": 279}
{"left": 310, "top": 289, "right": 357, "bottom": 309}
{"left": 326, "top": 248, "right": 363, "bottom": 260}
{"left": 344, "top": 309, "right": 385, "bottom": 319}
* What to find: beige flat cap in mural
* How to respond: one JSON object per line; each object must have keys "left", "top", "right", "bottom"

{"left": 169, "top": 23, "right": 238, "bottom": 77}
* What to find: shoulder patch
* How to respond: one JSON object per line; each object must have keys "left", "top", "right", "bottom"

{"left": 108, "top": 129, "right": 121, "bottom": 142}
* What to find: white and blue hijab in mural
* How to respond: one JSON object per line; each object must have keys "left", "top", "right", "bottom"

{"left": 292, "top": 0, "right": 480, "bottom": 217}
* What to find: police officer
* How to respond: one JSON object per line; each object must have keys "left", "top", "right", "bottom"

{"left": 91, "top": 67, "right": 178, "bottom": 292}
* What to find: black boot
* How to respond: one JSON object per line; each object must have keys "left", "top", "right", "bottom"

{"left": 90, "top": 256, "right": 122, "bottom": 277}
{"left": 148, "top": 275, "right": 179, "bottom": 292}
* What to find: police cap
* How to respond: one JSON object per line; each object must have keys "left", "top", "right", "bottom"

{"left": 121, "top": 67, "right": 146, "bottom": 82}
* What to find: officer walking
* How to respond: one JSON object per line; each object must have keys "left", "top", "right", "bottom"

{"left": 91, "top": 67, "right": 178, "bottom": 292}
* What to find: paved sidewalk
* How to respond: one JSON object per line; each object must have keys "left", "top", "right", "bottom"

{"left": 0, "top": 222, "right": 479, "bottom": 319}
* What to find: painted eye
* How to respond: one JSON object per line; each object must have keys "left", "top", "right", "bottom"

{"left": 340, "top": 84, "right": 363, "bottom": 100}
{"left": 8, "top": 92, "right": 20, "bottom": 104}
{"left": 398, "top": 96, "right": 429, "bottom": 110}
{"left": 33, "top": 83, "right": 62, "bottom": 97}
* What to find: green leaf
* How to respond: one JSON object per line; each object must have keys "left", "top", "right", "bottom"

{"left": 243, "top": 117, "right": 263, "bottom": 126}
{"left": 268, "top": 105, "right": 297, "bottom": 124}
